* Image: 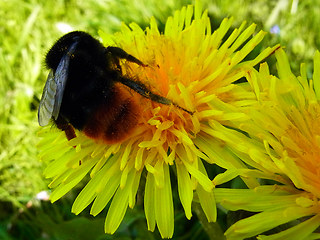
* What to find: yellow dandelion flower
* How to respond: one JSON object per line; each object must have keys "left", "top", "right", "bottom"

{"left": 38, "top": 2, "right": 278, "bottom": 238}
{"left": 214, "top": 48, "right": 320, "bottom": 240}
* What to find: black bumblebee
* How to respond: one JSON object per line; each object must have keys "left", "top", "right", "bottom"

{"left": 38, "top": 31, "right": 191, "bottom": 143}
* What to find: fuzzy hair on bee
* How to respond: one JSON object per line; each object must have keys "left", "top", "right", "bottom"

{"left": 38, "top": 31, "right": 192, "bottom": 144}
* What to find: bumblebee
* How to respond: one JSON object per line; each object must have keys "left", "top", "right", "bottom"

{"left": 38, "top": 31, "right": 191, "bottom": 143}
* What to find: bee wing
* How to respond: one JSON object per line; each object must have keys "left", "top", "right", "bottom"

{"left": 38, "top": 70, "right": 57, "bottom": 126}
{"left": 38, "top": 42, "right": 78, "bottom": 126}
{"left": 51, "top": 49, "right": 72, "bottom": 121}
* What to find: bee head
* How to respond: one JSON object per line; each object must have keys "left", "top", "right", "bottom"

{"left": 45, "top": 31, "right": 104, "bottom": 71}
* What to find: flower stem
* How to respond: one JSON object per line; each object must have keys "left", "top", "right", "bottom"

{"left": 193, "top": 202, "right": 226, "bottom": 240}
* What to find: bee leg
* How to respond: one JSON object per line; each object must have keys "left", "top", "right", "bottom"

{"left": 106, "top": 46, "right": 147, "bottom": 67}
{"left": 54, "top": 116, "right": 77, "bottom": 141}
{"left": 117, "top": 76, "right": 194, "bottom": 115}
{"left": 117, "top": 76, "right": 171, "bottom": 104}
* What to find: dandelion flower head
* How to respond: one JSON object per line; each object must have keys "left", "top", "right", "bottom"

{"left": 216, "top": 48, "right": 320, "bottom": 240}
{"left": 38, "top": 3, "right": 277, "bottom": 238}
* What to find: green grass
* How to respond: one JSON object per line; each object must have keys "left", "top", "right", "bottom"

{"left": 1, "top": 0, "right": 320, "bottom": 239}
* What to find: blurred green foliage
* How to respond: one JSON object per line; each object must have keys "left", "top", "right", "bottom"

{"left": 1, "top": 0, "right": 320, "bottom": 239}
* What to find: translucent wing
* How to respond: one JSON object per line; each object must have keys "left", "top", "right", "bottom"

{"left": 51, "top": 44, "right": 74, "bottom": 121}
{"left": 38, "top": 70, "right": 57, "bottom": 126}
{"left": 38, "top": 41, "right": 78, "bottom": 126}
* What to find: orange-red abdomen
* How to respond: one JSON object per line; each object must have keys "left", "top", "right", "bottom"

{"left": 83, "top": 84, "right": 141, "bottom": 144}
